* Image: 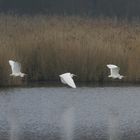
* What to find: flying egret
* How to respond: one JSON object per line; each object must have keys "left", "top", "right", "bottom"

{"left": 107, "top": 64, "right": 124, "bottom": 79}
{"left": 9, "top": 60, "right": 26, "bottom": 77}
{"left": 59, "top": 73, "right": 77, "bottom": 88}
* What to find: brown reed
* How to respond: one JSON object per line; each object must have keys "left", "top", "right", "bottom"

{"left": 0, "top": 14, "right": 139, "bottom": 86}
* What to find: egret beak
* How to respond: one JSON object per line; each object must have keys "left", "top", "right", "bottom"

{"left": 73, "top": 74, "right": 77, "bottom": 77}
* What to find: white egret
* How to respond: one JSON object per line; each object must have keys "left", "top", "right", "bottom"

{"left": 59, "top": 73, "right": 77, "bottom": 88}
{"left": 9, "top": 60, "right": 26, "bottom": 77}
{"left": 107, "top": 64, "right": 124, "bottom": 79}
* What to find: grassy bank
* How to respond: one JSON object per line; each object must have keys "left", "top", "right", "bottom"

{"left": 0, "top": 14, "right": 140, "bottom": 86}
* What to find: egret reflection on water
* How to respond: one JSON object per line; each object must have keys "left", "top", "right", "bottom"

{"left": 7, "top": 102, "right": 19, "bottom": 140}
{"left": 59, "top": 73, "right": 77, "bottom": 88}
{"left": 61, "top": 107, "right": 75, "bottom": 140}
{"left": 9, "top": 60, "right": 26, "bottom": 77}
{"left": 108, "top": 110, "right": 120, "bottom": 140}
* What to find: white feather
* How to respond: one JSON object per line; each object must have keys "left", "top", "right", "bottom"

{"left": 9, "top": 60, "right": 26, "bottom": 77}
{"left": 59, "top": 73, "right": 76, "bottom": 88}
{"left": 107, "top": 64, "right": 124, "bottom": 79}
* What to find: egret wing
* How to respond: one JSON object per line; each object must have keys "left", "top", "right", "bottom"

{"left": 60, "top": 77, "right": 67, "bottom": 84}
{"left": 14, "top": 62, "right": 21, "bottom": 73}
{"left": 60, "top": 73, "right": 76, "bottom": 88}
{"left": 9, "top": 60, "right": 21, "bottom": 74}
{"left": 9, "top": 60, "right": 15, "bottom": 73}
{"left": 111, "top": 67, "right": 120, "bottom": 76}
{"left": 107, "top": 64, "right": 119, "bottom": 76}
{"left": 107, "top": 64, "right": 118, "bottom": 69}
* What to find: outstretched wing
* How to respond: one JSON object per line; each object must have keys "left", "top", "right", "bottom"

{"left": 9, "top": 60, "right": 21, "bottom": 74}
{"left": 107, "top": 64, "right": 118, "bottom": 69}
{"left": 111, "top": 67, "right": 120, "bottom": 76}
{"left": 107, "top": 64, "right": 120, "bottom": 76}
{"left": 60, "top": 77, "right": 67, "bottom": 84}
{"left": 60, "top": 73, "right": 76, "bottom": 88}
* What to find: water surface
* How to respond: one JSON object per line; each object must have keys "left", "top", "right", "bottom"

{"left": 0, "top": 86, "right": 140, "bottom": 140}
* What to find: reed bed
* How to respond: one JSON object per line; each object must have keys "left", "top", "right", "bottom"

{"left": 0, "top": 14, "right": 140, "bottom": 86}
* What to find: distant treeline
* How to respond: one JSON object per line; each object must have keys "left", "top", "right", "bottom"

{"left": 0, "top": 0, "right": 140, "bottom": 18}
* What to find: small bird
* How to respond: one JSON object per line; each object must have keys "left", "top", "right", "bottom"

{"left": 9, "top": 60, "right": 26, "bottom": 77}
{"left": 59, "top": 73, "right": 77, "bottom": 88}
{"left": 107, "top": 64, "right": 124, "bottom": 79}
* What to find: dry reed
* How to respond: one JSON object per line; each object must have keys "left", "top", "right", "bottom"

{"left": 0, "top": 14, "right": 140, "bottom": 86}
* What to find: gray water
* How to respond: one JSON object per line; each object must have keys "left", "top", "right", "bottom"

{"left": 0, "top": 86, "right": 140, "bottom": 140}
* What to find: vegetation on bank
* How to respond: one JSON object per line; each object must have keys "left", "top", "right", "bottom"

{"left": 0, "top": 14, "right": 140, "bottom": 85}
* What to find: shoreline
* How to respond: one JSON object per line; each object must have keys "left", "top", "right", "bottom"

{"left": 1, "top": 80, "right": 140, "bottom": 88}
